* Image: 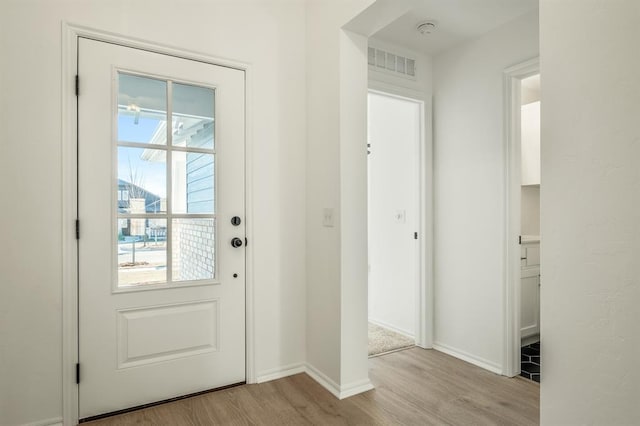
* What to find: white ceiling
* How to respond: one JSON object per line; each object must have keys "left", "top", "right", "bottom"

{"left": 372, "top": 0, "right": 538, "bottom": 55}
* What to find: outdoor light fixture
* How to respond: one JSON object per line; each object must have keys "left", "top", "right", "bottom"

{"left": 127, "top": 103, "right": 141, "bottom": 124}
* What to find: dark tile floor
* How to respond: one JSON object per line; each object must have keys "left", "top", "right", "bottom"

{"left": 521, "top": 341, "right": 540, "bottom": 383}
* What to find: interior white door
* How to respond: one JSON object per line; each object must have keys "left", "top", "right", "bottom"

{"left": 367, "top": 91, "right": 419, "bottom": 337}
{"left": 78, "top": 38, "right": 245, "bottom": 419}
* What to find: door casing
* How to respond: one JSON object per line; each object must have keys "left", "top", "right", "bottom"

{"left": 61, "top": 23, "right": 255, "bottom": 426}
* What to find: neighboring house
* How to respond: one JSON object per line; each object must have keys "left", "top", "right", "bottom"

{"left": 117, "top": 179, "right": 162, "bottom": 214}
{"left": 117, "top": 179, "right": 164, "bottom": 238}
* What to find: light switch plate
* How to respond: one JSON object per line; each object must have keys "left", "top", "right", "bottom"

{"left": 323, "top": 208, "right": 334, "bottom": 227}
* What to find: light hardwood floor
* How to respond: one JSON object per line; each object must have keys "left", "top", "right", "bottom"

{"left": 84, "top": 348, "right": 539, "bottom": 425}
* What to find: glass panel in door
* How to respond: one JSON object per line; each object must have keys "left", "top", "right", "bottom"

{"left": 115, "top": 73, "right": 217, "bottom": 288}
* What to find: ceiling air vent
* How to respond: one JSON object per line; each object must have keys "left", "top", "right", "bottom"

{"left": 368, "top": 47, "right": 416, "bottom": 79}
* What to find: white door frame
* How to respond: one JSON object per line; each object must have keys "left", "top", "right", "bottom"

{"left": 503, "top": 57, "right": 539, "bottom": 377}
{"left": 61, "top": 23, "right": 255, "bottom": 426}
{"left": 367, "top": 81, "right": 433, "bottom": 349}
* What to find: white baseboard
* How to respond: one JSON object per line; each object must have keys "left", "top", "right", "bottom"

{"left": 256, "top": 362, "right": 306, "bottom": 383}
{"left": 415, "top": 341, "right": 431, "bottom": 349}
{"left": 368, "top": 318, "right": 415, "bottom": 339}
{"left": 433, "top": 342, "right": 502, "bottom": 375}
{"left": 337, "top": 378, "right": 375, "bottom": 399}
{"left": 304, "top": 363, "right": 374, "bottom": 399}
{"left": 21, "top": 418, "right": 63, "bottom": 426}
{"left": 255, "top": 361, "right": 374, "bottom": 400}
{"left": 304, "top": 363, "right": 342, "bottom": 398}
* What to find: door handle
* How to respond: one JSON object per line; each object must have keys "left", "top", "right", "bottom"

{"left": 231, "top": 237, "right": 243, "bottom": 248}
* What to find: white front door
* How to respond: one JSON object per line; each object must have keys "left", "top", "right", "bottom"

{"left": 78, "top": 38, "right": 246, "bottom": 419}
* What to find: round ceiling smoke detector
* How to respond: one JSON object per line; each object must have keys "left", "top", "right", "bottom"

{"left": 417, "top": 21, "right": 437, "bottom": 36}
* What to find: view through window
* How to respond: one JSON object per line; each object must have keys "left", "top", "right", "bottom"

{"left": 117, "top": 73, "right": 216, "bottom": 287}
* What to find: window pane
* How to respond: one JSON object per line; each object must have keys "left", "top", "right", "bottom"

{"left": 118, "top": 147, "right": 167, "bottom": 214}
{"left": 118, "top": 73, "right": 167, "bottom": 144}
{"left": 172, "top": 218, "right": 215, "bottom": 282}
{"left": 172, "top": 83, "right": 214, "bottom": 149}
{"left": 172, "top": 152, "right": 214, "bottom": 214}
{"left": 118, "top": 218, "right": 167, "bottom": 287}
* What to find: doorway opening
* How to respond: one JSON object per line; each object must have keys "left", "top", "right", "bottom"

{"left": 367, "top": 90, "right": 423, "bottom": 357}
{"left": 504, "top": 58, "right": 540, "bottom": 381}
{"left": 519, "top": 73, "right": 541, "bottom": 382}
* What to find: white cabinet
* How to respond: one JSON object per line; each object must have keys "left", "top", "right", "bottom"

{"left": 520, "top": 242, "right": 540, "bottom": 339}
{"left": 520, "top": 244, "right": 540, "bottom": 267}
{"left": 520, "top": 267, "right": 540, "bottom": 338}
{"left": 521, "top": 101, "right": 540, "bottom": 185}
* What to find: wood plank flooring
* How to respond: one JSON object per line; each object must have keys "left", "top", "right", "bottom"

{"left": 84, "top": 348, "right": 539, "bottom": 425}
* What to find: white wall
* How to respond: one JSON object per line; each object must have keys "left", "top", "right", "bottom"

{"left": 540, "top": 0, "right": 640, "bottom": 423}
{"left": 521, "top": 101, "right": 541, "bottom": 186}
{"left": 0, "top": 1, "right": 307, "bottom": 424}
{"left": 521, "top": 186, "right": 540, "bottom": 236}
{"left": 304, "top": 0, "right": 375, "bottom": 393}
{"left": 521, "top": 87, "right": 540, "bottom": 105}
{"left": 338, "top": 28, "right": 372, "bottom": 391}
{"left": 432, "top": 10, "right": 539, "bottom": 371}
{"left": 367, "top": 92, "right": 419, "bottom": 337}
{"left": 521, "top": 95, "right": 540, "bottom": 236}
{"left": 305, "top": 0, "right": 413, "bottom": 395}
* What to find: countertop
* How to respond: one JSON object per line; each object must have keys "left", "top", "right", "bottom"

{"left": 521, "top": 235, "right": 540, "bottom": 244}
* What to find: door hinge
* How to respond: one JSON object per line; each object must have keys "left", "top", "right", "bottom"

{"left": 75, "top": 219, "right": 80, "bottom": 239}
{"left": 519, "top": 235, "right": 522, "bottom": 245}
{"left": 414, "top": 232, "right": 418, "bottom": 240}
{"left": 75, "top": 363, "right": 80, "bottom": 384}
{"left": 75, "top": 75, "right": 79, "bottom": 96}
